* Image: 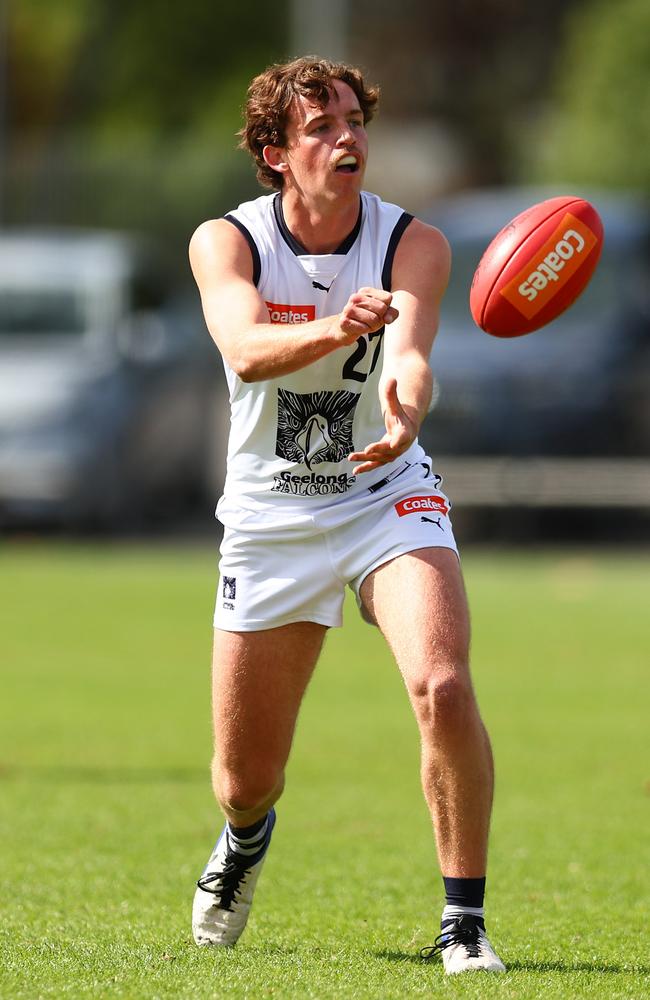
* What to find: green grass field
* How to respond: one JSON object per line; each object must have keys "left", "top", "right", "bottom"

{"left": 1, "top": 541, "right": 648, "bottom": 999}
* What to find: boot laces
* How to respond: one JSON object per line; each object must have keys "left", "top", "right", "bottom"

{"left": 196, "top": 855, "right": 251, "bottom": 912}
{"left": 420, "top": 915, "right": 483, "bottom": 961}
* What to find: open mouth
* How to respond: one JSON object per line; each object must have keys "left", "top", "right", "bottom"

{"left": 335, "top": 155, "right": 360, "bottom": 173}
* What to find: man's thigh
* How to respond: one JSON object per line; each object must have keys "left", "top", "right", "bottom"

{"left": 331, "top": 472, "right": 459, "bottom": 625}
{"left": 359, "top": 547, "right": 470, "bottom": 683}
{"left": 212, "top": 622, "right": 327, "bottom": 777}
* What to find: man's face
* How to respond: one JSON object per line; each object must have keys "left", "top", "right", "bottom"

{"left": 275, "top": 79, "right": 368, "bottom": 200}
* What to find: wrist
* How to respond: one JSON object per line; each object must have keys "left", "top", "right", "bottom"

{"left": 328, "top": 315, "right": 357, "bottom": 348}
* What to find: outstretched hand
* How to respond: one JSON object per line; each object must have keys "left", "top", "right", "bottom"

{"left": 348, "top": 378, "right": 418, "bottom": 475}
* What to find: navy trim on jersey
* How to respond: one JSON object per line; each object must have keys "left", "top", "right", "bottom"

{"left": 381, "top": 211, "right": 414, "bottom": 290}
{"left": 273, "top": 194, "right": 304, "bottom": 255}
{"left": 224, "top": 214, "right": 261, "bottom": 286}
{"left": 273, "top": 193, "right": 363, "bottom": 256}
{"left": 333, "top": 201, "right": 363, "bottom": 253}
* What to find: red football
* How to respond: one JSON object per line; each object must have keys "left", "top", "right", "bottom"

{"left": 469, "top": 196, "right": 604, "bottom": 337}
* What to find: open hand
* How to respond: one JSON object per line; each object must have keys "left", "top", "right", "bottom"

{"left": 348, "top": 378, "right": 417, "bottom": 475}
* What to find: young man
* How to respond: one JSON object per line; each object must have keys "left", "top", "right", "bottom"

{"left": 189, "top": 56, "right": 505, "bottom": 975}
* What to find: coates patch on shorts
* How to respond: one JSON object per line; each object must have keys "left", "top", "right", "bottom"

{"left": 395, "top": 495, "right": 449, "bottom": 517}
{"left": 266, "top": 301, "right": 316, "bottom": 324}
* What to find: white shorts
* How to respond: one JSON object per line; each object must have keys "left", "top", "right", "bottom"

{"left": 213, "top": 464, "right": 458, "bottom": 631}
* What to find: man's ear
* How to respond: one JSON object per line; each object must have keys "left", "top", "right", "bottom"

{"left": 263, "top": 145, "right": 289, "bottom": 177}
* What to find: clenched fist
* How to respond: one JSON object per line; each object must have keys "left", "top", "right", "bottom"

{"left": 334, "top": 287, "right": 399, "bottom": 345}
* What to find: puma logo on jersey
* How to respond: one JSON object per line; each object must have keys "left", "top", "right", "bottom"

{"left": 266, "top": 301, "right": 316, "bottom": 324}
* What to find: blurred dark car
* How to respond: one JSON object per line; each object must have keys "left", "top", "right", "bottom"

{"left": 420, "top": 189, "right": 650, "bottom": 513}
{"left": 0, "top": 229, "right": 221, "bottom": 528}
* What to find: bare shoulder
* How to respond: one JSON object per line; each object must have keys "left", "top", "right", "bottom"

{"left": 397, "top": 218, "right": 450, "bottom": 268}
{"left": 392, "top": 217, "right": 451, "bottom": 294}
{"left": 189, "top": 218, "right": 253, "bottom": 285}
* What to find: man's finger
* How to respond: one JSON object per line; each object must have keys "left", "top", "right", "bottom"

{"left": 348, "top": 439, "right": 388, "bottom": 460}
{"left": 357, "top": 286, "right": 393, "bottom": 305}
{"left": 382, "top": 377, "right": 398, "bottom": 402}
{"left": 351, "top": 460, "right": 385, "bottom": 475}
{"left": 349, "top": 448, "right": 397, "bottom": 468}
{"left": 381, "top": 378, "right": 405, "bottom": 420}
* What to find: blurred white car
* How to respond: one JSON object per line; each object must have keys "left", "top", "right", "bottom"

{"left": 0, "top": 229, "right": 222, "bottom": 527}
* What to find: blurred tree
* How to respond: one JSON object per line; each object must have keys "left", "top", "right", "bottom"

{"left": 350, "top": 0, "right": 574, "bottom": 187}
{"left": 11, "top": 0, "right": 643, "bottom": 249}
{"left": 7, "top": 0, "right": 90, "bottom": 142}
{"left": 522, "top": 0, "right": 650, "bottom": 192}
{"left": 6, "top": 0, "right": 288, "bottom": 250}
{"left": 10, "top": 1, "right": 288, "bottom": 142}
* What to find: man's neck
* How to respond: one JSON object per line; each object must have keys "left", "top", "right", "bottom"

{"left": 279, "top": 190, "right": 361, "bottom": 255}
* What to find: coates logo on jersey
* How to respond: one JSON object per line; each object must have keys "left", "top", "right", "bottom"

{"left": 266, "top": 301, "right": 316, "bottom": 324}
{"left": 395, "top": 495, "right": 450, "bottom": 517}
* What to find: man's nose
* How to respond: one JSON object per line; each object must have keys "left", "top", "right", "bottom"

{"left": 336, "top": 125, "right": 354, "bottom": 145}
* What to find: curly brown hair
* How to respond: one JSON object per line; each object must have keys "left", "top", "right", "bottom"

{"left": 238, "top": 56, "right": 380, "bottom": 191}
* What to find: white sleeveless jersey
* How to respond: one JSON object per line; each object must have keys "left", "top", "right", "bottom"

{"left": 219, "top": 190, "right": 429, "bottom": 515}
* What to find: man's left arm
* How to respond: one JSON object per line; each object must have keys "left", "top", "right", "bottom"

{"left": 349, "top": 219, "right": 451, "bottom": 474}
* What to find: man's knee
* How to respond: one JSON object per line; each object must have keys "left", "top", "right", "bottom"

{"left": 408, "top": 665, "right": 475, "bottom": 731}
{"left": 214, "top": 762, "right": 284, "bottom": 816}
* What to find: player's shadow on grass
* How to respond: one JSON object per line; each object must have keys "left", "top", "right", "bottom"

{"left": 504, "top": 959, "right": 650, "bottom": 975}
{"left": 0, "top": 764, "right": 206, "bottom": 784}
{"left": 375, "top": 951, "right": 648, "bottom": 976}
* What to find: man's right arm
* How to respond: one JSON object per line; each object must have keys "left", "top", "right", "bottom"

{"left": 189, "top": 219, "right": 397, "bottom": 383}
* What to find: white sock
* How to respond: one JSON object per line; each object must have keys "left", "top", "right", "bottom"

{"left": 442, "top": 904, "right": 485, "bottom": 924}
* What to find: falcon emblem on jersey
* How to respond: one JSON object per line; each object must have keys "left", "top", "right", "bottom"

{"left": 276, "top": 388, "right": 360, "bottom": 469}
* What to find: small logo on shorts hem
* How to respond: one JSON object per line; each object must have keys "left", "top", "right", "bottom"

{"left": 222, "top": 602, "right": 235, "bottom": 610}
{"left": 395, "top": 495, "right": 449, "bottom": 517}
{"left": 421, "top": 515, "right": 444, "bottom": 529}
{"left": 222, "top": 576, "right": 237, "bottom": 600}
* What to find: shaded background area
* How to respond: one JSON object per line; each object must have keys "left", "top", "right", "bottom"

{"left": 5, "top": 0, "right": 649, "bottom": 243}
{"left": 1, "top": 0, "right": 649, "bottom": 538}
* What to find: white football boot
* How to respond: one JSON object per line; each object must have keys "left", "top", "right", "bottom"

{"left": 192, "top": 809, "right": 276, "bottom": 947}
{"left": 420, "top": 914, "right": 506, "bottom": 974}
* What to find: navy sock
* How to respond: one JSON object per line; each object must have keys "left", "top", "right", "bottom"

{"left": 229, "top": 815, "right": 268, "bottom": 839}
{"left": 442, "top": 876, "right": 486, "bottom": 910}
{"left": 226, "top": 813, "right": 270, "bottom": 858}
